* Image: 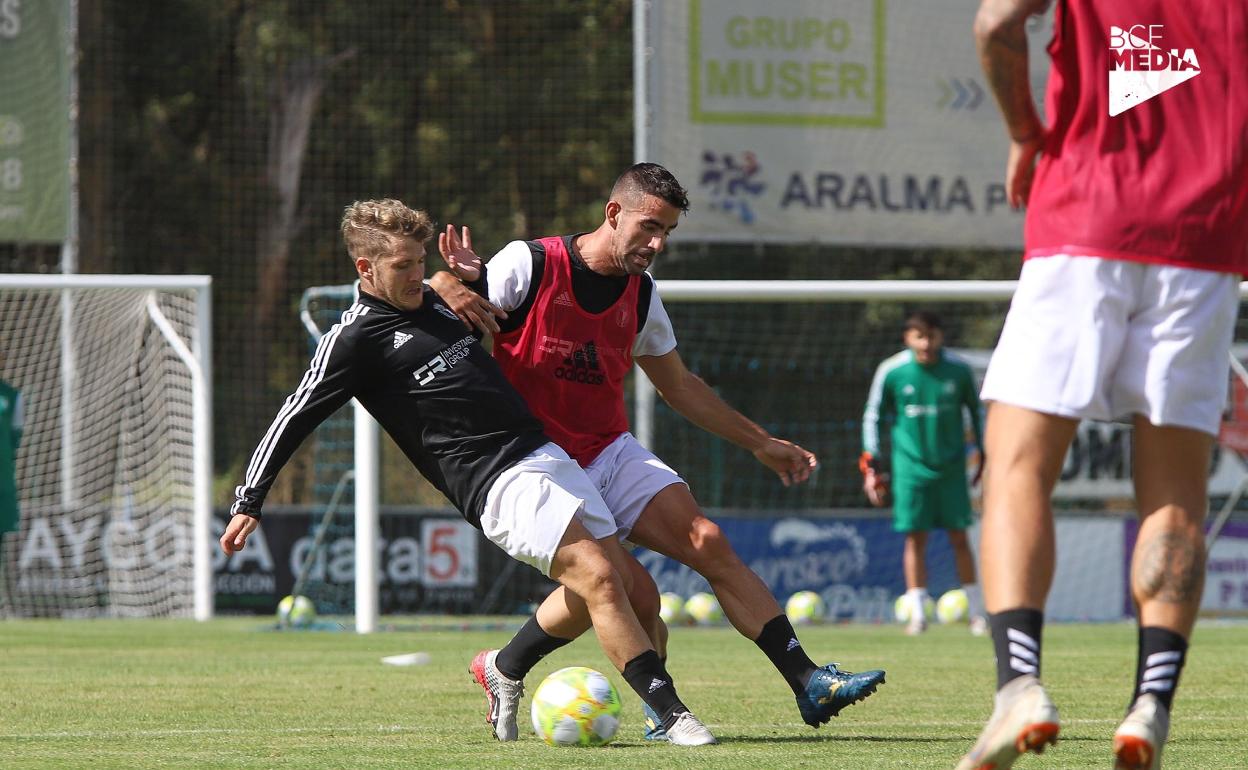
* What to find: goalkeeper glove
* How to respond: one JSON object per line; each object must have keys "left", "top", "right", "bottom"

{"left": 859, "top": 452, "right": 890, "bottom": 506}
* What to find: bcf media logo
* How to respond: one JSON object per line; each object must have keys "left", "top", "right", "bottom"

{"left": 1108, "top": 24, "right": 1200, "bottom": 116}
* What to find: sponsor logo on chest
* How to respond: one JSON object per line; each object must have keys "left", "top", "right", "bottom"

{"left": 412, "top": 334, "right": 475, "bottom": 386}
{"left": 1108, "top": 24, "right": 1200, "bottom": 116}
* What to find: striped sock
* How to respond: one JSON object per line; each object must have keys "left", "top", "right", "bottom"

{"left": 989, "top": 608, "right": 1044, "bottom": 690}
{"left": 1132, "top": 626, "right": 1187, "bottom": 712}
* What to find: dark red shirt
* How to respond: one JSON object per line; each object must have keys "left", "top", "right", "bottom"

{"left": 1025, "top": 0, "right": 1248, "bottom": 273}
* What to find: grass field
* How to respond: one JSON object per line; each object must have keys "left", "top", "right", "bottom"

{"left": 2, "top": 618, "right": 1245, "bottom": 769}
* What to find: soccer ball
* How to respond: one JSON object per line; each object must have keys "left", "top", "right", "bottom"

{"left": 659, "top": 592, "right": 687, "bottom": 625}
{"left": 276, "top": 594, "right": 316, "bottom": 628}
{"left": 684, "top": 592, "right": 723, "bottom": 625}
{"left": 785, "top": 590, "right": 826, "bottom": 625}
{"left": 530, "top": 666, "right": 623, "bottom": 747}
{"left": 893, "top": 594, "right": 935, "bottom": 624}
{"left": 937, "top": 588, "right": 970, "bottom": 624}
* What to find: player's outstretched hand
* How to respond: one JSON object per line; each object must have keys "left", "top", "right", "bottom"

{"left": 438, "top": 224, "right": 483, "bottom": 281}
{"left": 753, "top": 438, "right": 818, "bottom": 487}
{"left": 220, "top": 513, "right": 259, "bottom": 555}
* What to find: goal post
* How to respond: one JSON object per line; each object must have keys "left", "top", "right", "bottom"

{"left": 300, "top": 283, "right": 380, "bottom": 634}
{"left": 0, "top": 275, "right": 213, "bottom": 620}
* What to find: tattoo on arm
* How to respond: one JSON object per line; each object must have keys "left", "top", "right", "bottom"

{"left": 976, "top": 0, "right": 1045, "bottom": 141}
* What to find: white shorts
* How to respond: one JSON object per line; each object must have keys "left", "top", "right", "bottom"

{"left": 981, "top": 254, "right": 1239, "bottom": 435}
{"left": 583, "top": 432, "right": 687, "bottom": 539}
{"left": 480, "top": 442, "right": 617, "bottom": 576}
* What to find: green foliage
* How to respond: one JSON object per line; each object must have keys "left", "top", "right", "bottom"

{"left": 67, "top": 1, "right": 635, "bottom": 494}
{"left": 30, "top": 0, "right": 1033, "bottom": 509}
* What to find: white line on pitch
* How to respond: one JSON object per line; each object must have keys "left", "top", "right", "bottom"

{"left": 1, "top": 725, "right": 411, "bottom": 740}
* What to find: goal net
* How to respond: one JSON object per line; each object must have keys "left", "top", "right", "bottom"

{"left": 298, "top": 279, "right": 1248, "bottom": 626}
{"left": 0, "top": 276, "right": 212, "bottom": 619}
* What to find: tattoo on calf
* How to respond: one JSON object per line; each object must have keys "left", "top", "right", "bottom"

{"left": 1133, "top": 532, "right": 1204, "bottom": 604}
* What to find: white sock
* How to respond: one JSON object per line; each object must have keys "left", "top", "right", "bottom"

{"left": 906, "top": 587, "right": 929, "bottom": 621}
{"left": 963, "top": 583, "right": 985, "bottom": 618}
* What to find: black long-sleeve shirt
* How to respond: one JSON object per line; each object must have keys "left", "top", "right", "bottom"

{"left": 232, "top": 286, "right": 549, "bottom": 527}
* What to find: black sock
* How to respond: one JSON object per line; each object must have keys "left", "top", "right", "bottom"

{"left": 1132, "top": 626, "right": 1187, "bottom": 712}
{"left": 989, "top": 608, "right": 1044, "bottom": 690}
{"left": 622, "top": 649, "right": 687, "bottom": 730}
{"left": 754, "top": 614, "right": 819, "bottom": 695}
{"left": 494, "top": 616, "right": 573, "bottom": 681}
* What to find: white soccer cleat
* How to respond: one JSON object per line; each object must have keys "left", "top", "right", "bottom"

{"left": 906, "top": 615, "right": 928, "bottom": 636}
{"left": 969, "top": 615, "right": 989, "bottom": 637}
{"left": 956, "top": 674, "right": 1060, "bottom": 770}
{"left": 469, "top": 649, "right": 524, "bottom": 741}
{"left": 1113, "top": 693, "right": 1169, "bottom": 770}
{"left": 665, "top": 712, "right": 718, "bottom": 746}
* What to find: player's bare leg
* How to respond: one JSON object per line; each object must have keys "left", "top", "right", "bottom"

{"left": 957, "top": 403, "right": 1075, "bottom": 769}
{"left": 1130, "top": 418, "right": 1208, "bottom": 636}
{"left": 629, "top": 484, "right": 780, "bottom": 637}
{"left": 903, "top": 530, "right": 929, "bottom": 593}
{"left": 948, "top": 528, "right": 987, "bottom": 635}
{"left": 535, "top": 552, "right": 661, "bottom": 648}
{"left": 1113, "top": 418, "right": 1209, "bottom": 770}
{"left": 902, "top": 530, "right": 930, "bottom": 634}
{"left": 630, "top": 484, "right": 884, "bottom": 727}
{"left": 534, "top": 537, "right": 675, "bottom": 741}
{"left": 949, "top": 529, "right": 977, "bottom": 588}
{"left": 978, "top": 404, "right": 1076, "bottom": 612}
{"left": 473, "top": 518, "right": 712, "bottom": 744}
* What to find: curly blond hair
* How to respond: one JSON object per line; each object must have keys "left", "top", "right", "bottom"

{"left": 340, "top": 199, "right": 435, "bottom": 262}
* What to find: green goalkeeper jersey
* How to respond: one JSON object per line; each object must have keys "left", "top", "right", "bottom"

{"left": 862, "top": 350, "right": 983, "bottom": 483}
{"left": 0, "top": 379, "right": 21, "bottom": 535}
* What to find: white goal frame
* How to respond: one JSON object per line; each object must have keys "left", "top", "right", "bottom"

{"left": 0, "top": 274, "right": 214, "bottom": 620}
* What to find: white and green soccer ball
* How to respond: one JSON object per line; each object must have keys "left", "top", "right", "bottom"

{"left": 659, "top": 592, "right": 687, "bottom": 625}
{"left": 684, "top": 592, "right": 723, "bottom": 625}
{"left": 785, "top": 590, "right": 826, "bottom": 625}
{"left": 276, "top": 594, "right": 316, "bottom": 628}
{"left": 937, "top": 588, "right": 970, "bottom": 625}
{"left": 893, "top": 594, "right": 935, "bottom": 624}
{"left": 530, "top": 666, "right": 622, "bottom": 747}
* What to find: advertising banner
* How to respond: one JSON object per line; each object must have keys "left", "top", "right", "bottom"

{"left": 1201, "top": 521, "right": 1248, "bottom": 616}
{"left": 212, "top": 512, "right": 485, "bottom": 615}
{"left": 640, "top": 514, "right": 1125, "bottom": 623}
{"left": 643, "top": 0, "right": 1053, "bottom": 247}
{"left": 0, "top": 0, "right": 71, "bottom": 242}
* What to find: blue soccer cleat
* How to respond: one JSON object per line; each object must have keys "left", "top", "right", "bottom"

{"left": 642, "top": 701, "right": 668, "bottom": 741}
{"left": 796, "top": 663, "right": 886, "bottom": 727}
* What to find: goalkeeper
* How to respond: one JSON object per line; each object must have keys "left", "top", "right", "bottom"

{"left": 861, "top": 310, "right": 986, "bottom": 635}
